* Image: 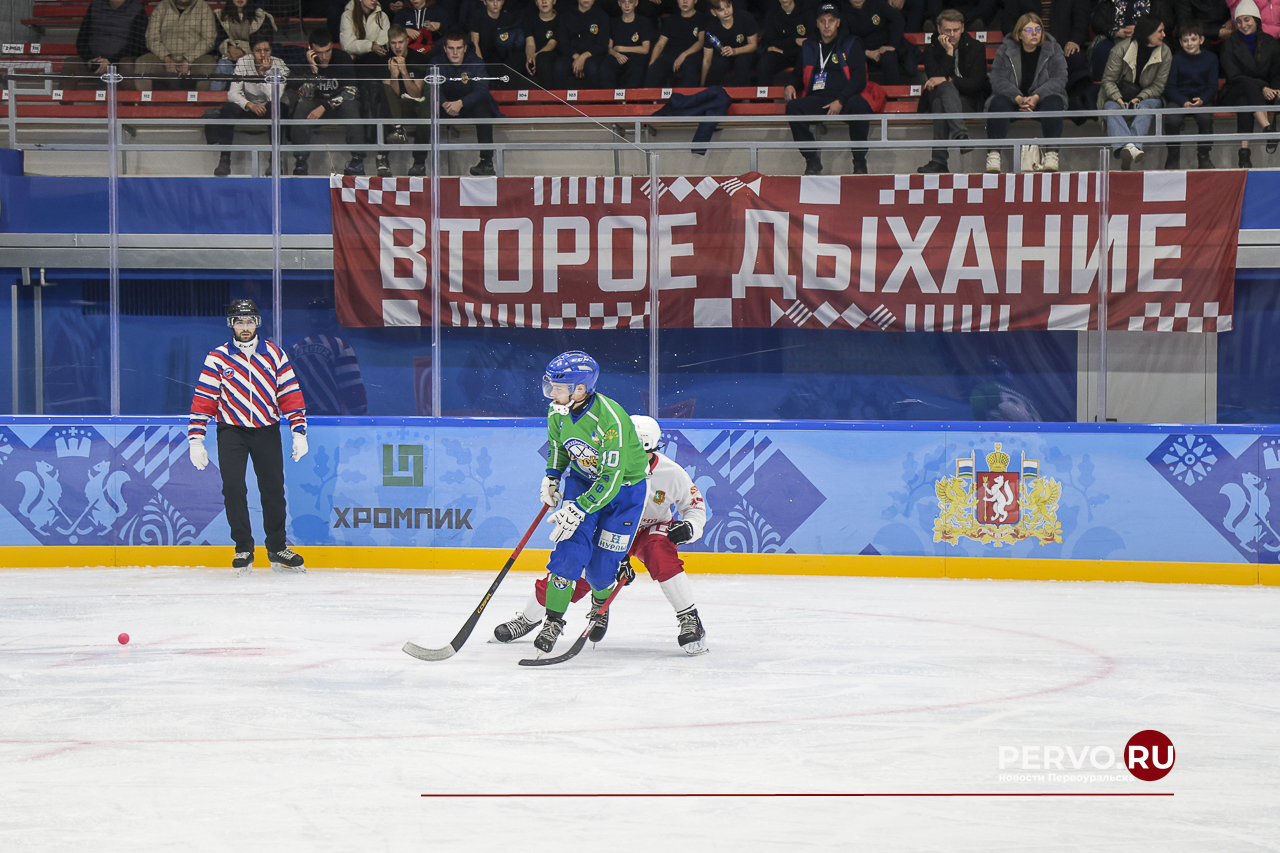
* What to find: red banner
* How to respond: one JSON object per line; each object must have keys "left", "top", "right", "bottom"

{"left": 331, "top": 171, "right": 1244, "bottom": 333}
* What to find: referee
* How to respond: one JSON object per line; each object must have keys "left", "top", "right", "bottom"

{"left": 188, "top": 299, "right": 309, "bottom": 576}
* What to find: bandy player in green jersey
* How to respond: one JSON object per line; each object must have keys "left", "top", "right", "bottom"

{"left": 534, "top": 351, "right": 649, "bottom": 655}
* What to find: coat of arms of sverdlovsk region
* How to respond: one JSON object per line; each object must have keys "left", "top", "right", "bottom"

{"left": 933, "top": 443, "right": 1063, "bottom": 546}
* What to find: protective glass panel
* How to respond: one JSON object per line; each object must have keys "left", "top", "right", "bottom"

{"left": 658, "top": 328, "right": 1077, "bottom": 421}
{"left": 1218, "top": 273, "right": 1280, "bottom": 424}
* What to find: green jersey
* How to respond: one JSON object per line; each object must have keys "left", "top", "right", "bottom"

{"left": 546, "top": 392, "right": 649, "bottom": 514}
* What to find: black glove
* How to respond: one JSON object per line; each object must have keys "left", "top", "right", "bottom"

{"left": 616, "top": 556, "right": 635, "bottom": 586}
{"left": 667, "top": 520, "right": 694, "bottom": 545}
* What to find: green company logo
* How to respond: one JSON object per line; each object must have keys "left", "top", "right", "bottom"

{"left": 383, "top": 444, "right": 423, "bottom": 487}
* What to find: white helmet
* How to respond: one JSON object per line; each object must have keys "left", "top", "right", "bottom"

{"left": 631, "top": 415, "right": 663, "bottom": 452}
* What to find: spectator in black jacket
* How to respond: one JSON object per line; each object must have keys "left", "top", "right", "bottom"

{"left": 65, "top": 0, "right": 149, "bottom": 90}
{"left": 784, "top": 3, "right": 874, "bottom": 173}
{"left": 524, "top": 0, "right": 560, "bottom": 87}
{"left": 289, "top": 28, "right": 367, "bottom": 176}
{"left": 917, "top": 8, "right": 989, "bottom": 172}
{"left": 1163, "top": 21, "right": 1220, "bottom": 168}
{"left": 757, "top": 0, "right": 811, "bottom": 85}
{"left": 842, "top": 0, "right": 917, "bottom": 83}
{"left": 554, "top": 0, "right": 611, "bottom": 87}
{"left": 1219, "top": 0, "right": 1280, "bottom": 167}
{"left": 702, "top": 0, "right": 760, "bottom": 85}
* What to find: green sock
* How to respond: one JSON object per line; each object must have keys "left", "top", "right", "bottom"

{"left": 544, "top": 575, "right": 575, "bottom": 614}
{"left": 592, "top": 585, "right": 614, "bottom": 604}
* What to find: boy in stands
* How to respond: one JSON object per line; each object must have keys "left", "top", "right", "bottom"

{"left": 495, "top": 414, "right": 710, "bottom": 655}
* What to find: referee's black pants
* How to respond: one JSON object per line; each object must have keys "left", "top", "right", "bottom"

{"left": 217, "top": 422, "right": 287, "bottom": 553}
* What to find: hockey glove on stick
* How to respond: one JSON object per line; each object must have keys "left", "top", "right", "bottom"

{"left": 539, "top": 474, "right": 563, "bottom": 507}
{"left": 189, "top": 439, "right": 209, "bottom": 471}
{"left": 667, "top": 520, "right": 695, "bottom": 545}
{"left": 291, "top": 432, "right": 309, "bottom": 462}
{"left": 616, "top": 556, "right": 636, "bottom": 586}
{"left": 547, "top": 501, "right": 586, "bottom": 543}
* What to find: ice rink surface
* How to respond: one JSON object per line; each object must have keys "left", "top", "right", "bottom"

{"left": 3, "top": 567, "right": 1279, "bottom": 852}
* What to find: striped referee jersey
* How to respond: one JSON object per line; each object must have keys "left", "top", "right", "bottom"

{"left": 189, "top": 338, "right": 308, "bottom": 440}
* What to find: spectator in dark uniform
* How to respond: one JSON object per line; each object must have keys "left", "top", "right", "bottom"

{"left": 701, "top": 0, "right": 761, "bottom": 85}
{"left": 394, "top": 0, "right": 451, "bottom": 55}
{"left": 645, "top": 0, "right": 709, "bottom": 86}
{"left": 554, "top": 0, "right": 611, "bottom": 87}
{"left": 925, "top": 0, "right": 997, "bottom": 30}
{"left": 604, "top": 0, "right": 657, "bottom": 87}
{"left": 524, "top": 0, "right": 561, "bottom": 87}
{"left": 1174, "top": 0, "right": 1234, "bottom": 46}
{"left": 758, "top": 0, "right": 813, "bottom": 85}
{"left": 841, "top": 0, "right": 917, "bottom": 84}
{"left": 472, "top": 0, "right": 525, "bottom": 86}
{"left": 429, "top": 30, "right": 505, "bottom": 175}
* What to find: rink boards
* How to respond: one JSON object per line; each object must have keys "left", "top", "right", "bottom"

{"left": 1, "top": 417, "right": 1278, "bottom": 585}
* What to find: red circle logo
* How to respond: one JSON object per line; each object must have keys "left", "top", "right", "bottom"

{"left": 1125, "top": 730, "right": 1175, "bottom": 781}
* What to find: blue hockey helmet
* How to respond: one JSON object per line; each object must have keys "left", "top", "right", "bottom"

{"left": 542, "top": 350, "right": 600, "bottom": 399}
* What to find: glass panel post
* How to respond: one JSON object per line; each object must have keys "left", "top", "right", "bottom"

{"left": 1096, "top": 147, "right": 1110, "bottom": 423}
{"left": 107, "top": 64, "right": 122, "bottom": 415}
{"left": 430, "top": 72, "right": 442, "bottom": 418}
{"left": 647, "top": 151, "right": 659, "bottom": 417}
{"left": 270, "top": 66, "right": 284, "bottom": 345}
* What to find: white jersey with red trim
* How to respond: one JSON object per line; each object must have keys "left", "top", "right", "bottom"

{"left": 640, "top": 452, "right": 707, "bottom": 543}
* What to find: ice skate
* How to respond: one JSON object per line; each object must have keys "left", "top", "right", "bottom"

{"left": 533, "top": 615, "right": 566, "bottom": 654}
{"left": 493, "top": 613, "right": 541, "bottom": 643}
{"left": 269, "top": 548, "right": 306, "bottom": 573}
{"left": 233, "top": 551, "right": 253, "bottom": 577}
{"left": 677, "top": 607, "right": 708, "bottom": 656}
{"left": 587, "top": 596, "right": 609, "bottom": 643}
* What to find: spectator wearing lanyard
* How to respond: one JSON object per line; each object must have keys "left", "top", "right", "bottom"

{"left": 784, "top": 3, "right": 874, "bottom": 174}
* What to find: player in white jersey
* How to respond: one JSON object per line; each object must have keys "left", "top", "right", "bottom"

{"left": 493, "top": 414, "right": 710, "bottom": 655}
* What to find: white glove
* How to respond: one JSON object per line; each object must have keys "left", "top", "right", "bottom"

{"left": 547, "top": 501, "right": 586, "bottom": 544}
{"left": 540, "top": 474, "right": 563, "bottom": 508}
{"left": 291, "top": 432, "right": 308, "bottom": 462}
{"left": 189, "top": 439, "right": 209, "bottom": 471}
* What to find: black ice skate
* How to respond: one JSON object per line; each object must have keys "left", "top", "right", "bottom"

{"left": 677, "top": 606, "right": 708, "bottom": 656}
{"left": 533, "top": 615, "right": 566, "bottom": 653}
{"left": 232, "top": 551, "right": 253, "bottom": 577}
{"left": 493, "top": 613, "right": 541, "bottom": 643}
{"left": 587, "top": 596, "right": 610, "bottom": 642}
{"left": 269, "top": 548, "right": 306, "bottom": 573}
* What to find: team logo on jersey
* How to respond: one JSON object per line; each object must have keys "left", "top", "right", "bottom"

{"left": 631, "top": 32, "right": 639, "bottom": 42}
{"left": 796, "top": 24, "right": 806, "bottom": 35}
{"left": 563, "top": 437, "right": 600, "bottom": 477}
{"left": 499, "top": 31, "right": 509, "bottom": 41}
{"left": 934, "top": 443, "right": 1062, "bottom": 546}
{"left": 871, "top": 14, "right": 881, "bottom": 25}
{"left": 545, "top": 29, "right": 554, "bottom": 39}
{"left": 652, "top": 489, "right": 666, "bottom": 505}
{"left": 590, "top": 23, "right": 599, "bottom": 34}
{"left": 460, "top": 73, "right": 470, "bottom": 84}
{"left": 222, "top": 367, "right": 234, "bottom": 377}
{"left": 735, "top": 34, "right": 744, "bottom": 44}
